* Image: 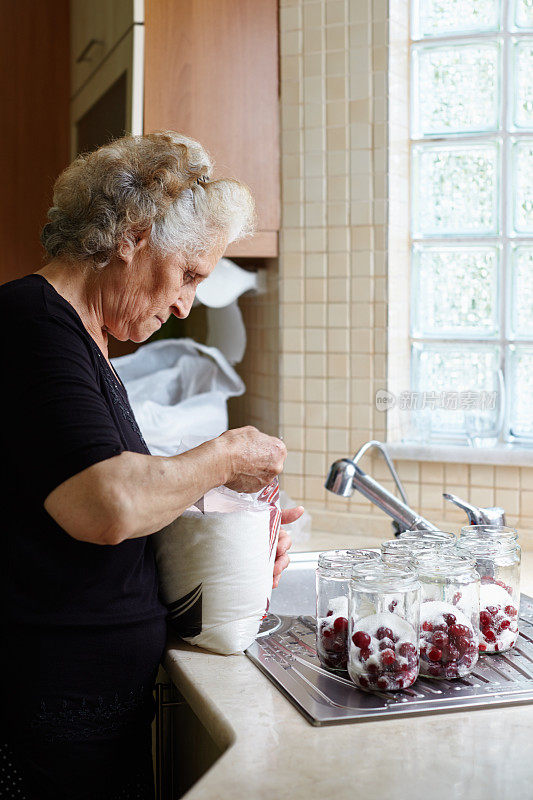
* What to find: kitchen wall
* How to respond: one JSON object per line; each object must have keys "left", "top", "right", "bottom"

{"left": 270, "top": 0, "right": 533, "bottom": 541}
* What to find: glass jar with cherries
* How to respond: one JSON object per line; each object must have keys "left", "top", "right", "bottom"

{"left": 416, "top": 552, "right": 480, "bottom": 679}
{"left": 457, "top": 532, "right": 521, "bottom": 654}
{"left": 348, "top": 562, "right": 421, "bottom": 691}
{"left": 316, "top": 549, "right": 380, "bottom": 671}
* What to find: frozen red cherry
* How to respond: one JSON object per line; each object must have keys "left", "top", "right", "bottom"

{"left": 333, "top": 616, "right": 348, "bottom": 633}
{"left": 422, "top": 620, "right": 433, "bottom": 632}
{"left": 449, "top": 623, "right": 470, "bottom": 638}
{"left": 376, "top": 626, "right": 394, "bottom": 640}
{"left": 398, "top": 642, "right": 417, "bottom": 659}
{"left": 427, "top": 647, "right": 442, "bottom": 662}
{"left": 480, "top": 611, "right": 491, "bottom": 627}
{"left": 352, "top": 630, "right": 371, "bottom": 649}
{"left": 446, "top": 645, "right": 460, "bottom": 663}
{"left": 380, "top": 649, "right": 396, "bottom": 667}
{"left": 432, "top": 631, "right": 448, "bottom": 649}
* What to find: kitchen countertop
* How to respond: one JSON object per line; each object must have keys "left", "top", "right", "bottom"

{"left": 163, "top": 533, "right": 533, "bottom": 800}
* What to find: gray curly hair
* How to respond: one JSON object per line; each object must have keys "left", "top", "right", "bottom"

{"left": 41, "top": 132, "right": 255, "bottom": 269}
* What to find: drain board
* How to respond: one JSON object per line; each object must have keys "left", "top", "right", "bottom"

{"left": 246, "top": 552, "right": 533, "bottom": 726}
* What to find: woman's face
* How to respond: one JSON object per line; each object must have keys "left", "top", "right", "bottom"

{"left": 102, "top": 236, "right": 225, "bottom": 342}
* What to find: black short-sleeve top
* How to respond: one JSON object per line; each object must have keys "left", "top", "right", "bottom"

{"left": 1, "top": 274, "right": 166, "bottom": 627}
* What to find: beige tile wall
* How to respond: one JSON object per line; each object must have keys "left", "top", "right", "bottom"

{"left": 278, "top": 0, "right": 388, "bottom": 531}
{"left": 271, "top": 0, "right": 533, "bottom": 541}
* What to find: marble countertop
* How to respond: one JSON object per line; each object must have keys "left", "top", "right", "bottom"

{"left": 163, "top": 533, "right": 533, "bottom": 800}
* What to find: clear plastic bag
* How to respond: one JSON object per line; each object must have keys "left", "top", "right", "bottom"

{"left": 112, "top": 338, "right": 245, "bottom": 456}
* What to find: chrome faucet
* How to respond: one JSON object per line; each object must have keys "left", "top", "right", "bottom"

{"left": 443, "top": 493, "right": 506, "bottom": 526}
{"left": 325, "top": 441, "right": 506, "bottom": 532}
{"left": 325, "top": 440, "right": 438, "bottom": 533}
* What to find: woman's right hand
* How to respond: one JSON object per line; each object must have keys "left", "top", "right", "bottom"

{"left": 218, "top": 426, "right": 287, "bottom": 493}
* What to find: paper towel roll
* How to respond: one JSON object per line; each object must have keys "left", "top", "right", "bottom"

{"left": 195, "top": 258, "right": 266, "bottom": 365}
{"left": 206, "top": 302, "right": 247, "bottom": 365}
{"left": 195, "top": 258, "right": 265, "bottom": 308}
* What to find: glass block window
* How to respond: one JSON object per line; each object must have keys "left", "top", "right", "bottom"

{"left": 409, "top": 0, "right": 533, "bottom": 444}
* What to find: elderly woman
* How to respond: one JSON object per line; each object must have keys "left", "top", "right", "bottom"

{"left": 1, "top": 132, "right": 299, "bottom": 800}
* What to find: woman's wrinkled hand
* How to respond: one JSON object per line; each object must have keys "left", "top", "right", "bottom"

{"left": 219, "top": 426, "right": 287, "bottom": 494}
{"left": 273, "top": 506, "right": 304, "bottom": 589}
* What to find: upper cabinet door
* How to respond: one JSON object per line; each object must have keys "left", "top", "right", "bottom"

{"left": 143, "top": 0, "right": 280, "bottom": 257}
{"left": 70, "top": 0, "right": 141, "bottom": 97}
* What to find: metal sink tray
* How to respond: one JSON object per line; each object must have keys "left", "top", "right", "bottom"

{"left": 246, "top": 552, "right": 533, "bottom": 726}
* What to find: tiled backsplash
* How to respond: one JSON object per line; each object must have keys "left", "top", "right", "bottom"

{"left": 234, "top": 0, "right": 533, "bottom": 540}
{"left": 278, "top": 0, "right": 388, "bottom": 516}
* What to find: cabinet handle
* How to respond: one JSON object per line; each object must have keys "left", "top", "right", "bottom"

{"left": 76, "top": 38, "right": 105, "bottom": 63}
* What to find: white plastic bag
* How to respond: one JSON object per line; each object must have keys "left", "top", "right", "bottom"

{"left": 112, "top": 339, "right": 245, "bottom": 456}
{"left": 153, "top": 480, "right": 281, "bottom": 655}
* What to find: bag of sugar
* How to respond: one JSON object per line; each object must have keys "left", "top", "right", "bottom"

{"left": 152, "top": 479, "right": 281, "bottom": 655}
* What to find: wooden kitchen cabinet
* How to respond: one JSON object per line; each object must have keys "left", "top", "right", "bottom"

{"left": 144, "top": 0, "right": 280, "bottom": 258}
{"left": 0, "top": 0, "right": 70, "bottom": 285}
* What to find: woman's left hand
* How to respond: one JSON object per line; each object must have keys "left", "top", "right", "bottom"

{"left": 273, "top": 506, "right": 304, "bottom": 589}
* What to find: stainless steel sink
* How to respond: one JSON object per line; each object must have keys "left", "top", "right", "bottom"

{"left": 246, "top": 551, "right": 533, "bottom": 726}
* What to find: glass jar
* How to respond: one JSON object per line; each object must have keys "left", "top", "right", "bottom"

{"left": 381, "top": 531, "right": 454, "bottom": 567}
{"left": 380, "top": 539, "right": 421, "bottom": 568}
{"left": 416, "top": 552, "right": 480, "bottom": 679}
{"left": 316, "top": 549, "right": 380, "bottom": 671}
{"left": 456, "top": 535, "right": 521, "bottom": 654}
{"left": 348, "top": 563, "right": 421, "bottom": 691}
{"left": 460, "top": 524, "right": 518, "bottom": 542}
{"left": 399, "top": 530, "right": 457, "bottom": 547}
